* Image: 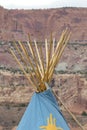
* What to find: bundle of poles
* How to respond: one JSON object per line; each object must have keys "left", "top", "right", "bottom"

{"left": 10, "top": 29, "right": 70, "bottom": 92}
{"left": 10, "top": 29, "right": 85, "bottom": 130}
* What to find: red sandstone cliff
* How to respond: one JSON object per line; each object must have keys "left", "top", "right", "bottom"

{"left": 0, "top": 6, "right": 87, "bottom": 42}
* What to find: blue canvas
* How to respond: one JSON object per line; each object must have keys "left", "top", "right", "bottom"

{"left": 17, "top": 89, "right": 70, "bottom": 130}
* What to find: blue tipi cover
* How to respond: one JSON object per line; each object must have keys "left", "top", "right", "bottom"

{"left": 17, "top": 89, "right": 70, "bottom": 130}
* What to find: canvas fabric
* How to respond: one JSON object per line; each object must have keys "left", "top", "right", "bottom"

{"left": 17, "top": 89, "right": 70, "bottom": 130}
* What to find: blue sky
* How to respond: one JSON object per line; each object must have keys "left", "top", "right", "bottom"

{"left": 0, "top": 0, "right": 87, "bottom": 9}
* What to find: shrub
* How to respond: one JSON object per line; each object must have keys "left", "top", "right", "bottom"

{"left": 82, "top": 111, "right": 87, "bottom": 116}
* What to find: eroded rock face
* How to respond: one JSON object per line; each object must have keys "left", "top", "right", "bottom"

{"left": 0, "top": 73, "right": 87, "bottom": 109}
{"left": 54, "top": 74, "right": 87, "bottom": 108}
{"left": 80, "top": 88, "right": 87, "bottom": 108}
{"left": 12, "top": 126, "right": 17, "bottom": 130}
{"left": 82, "top": 91, "right": 87, "bottom": 101}
{"left": 0, "top": 126, "right": 3, "bottom": 130}
{"left": 0, "top": 86, "right": 33, "bottom": 104}
{"left": 0, "top": 7, "right": 87, "bottom": 41}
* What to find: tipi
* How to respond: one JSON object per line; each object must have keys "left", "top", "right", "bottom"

{"left": 10, "top": 29, "right": 71, "bottom": 130}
